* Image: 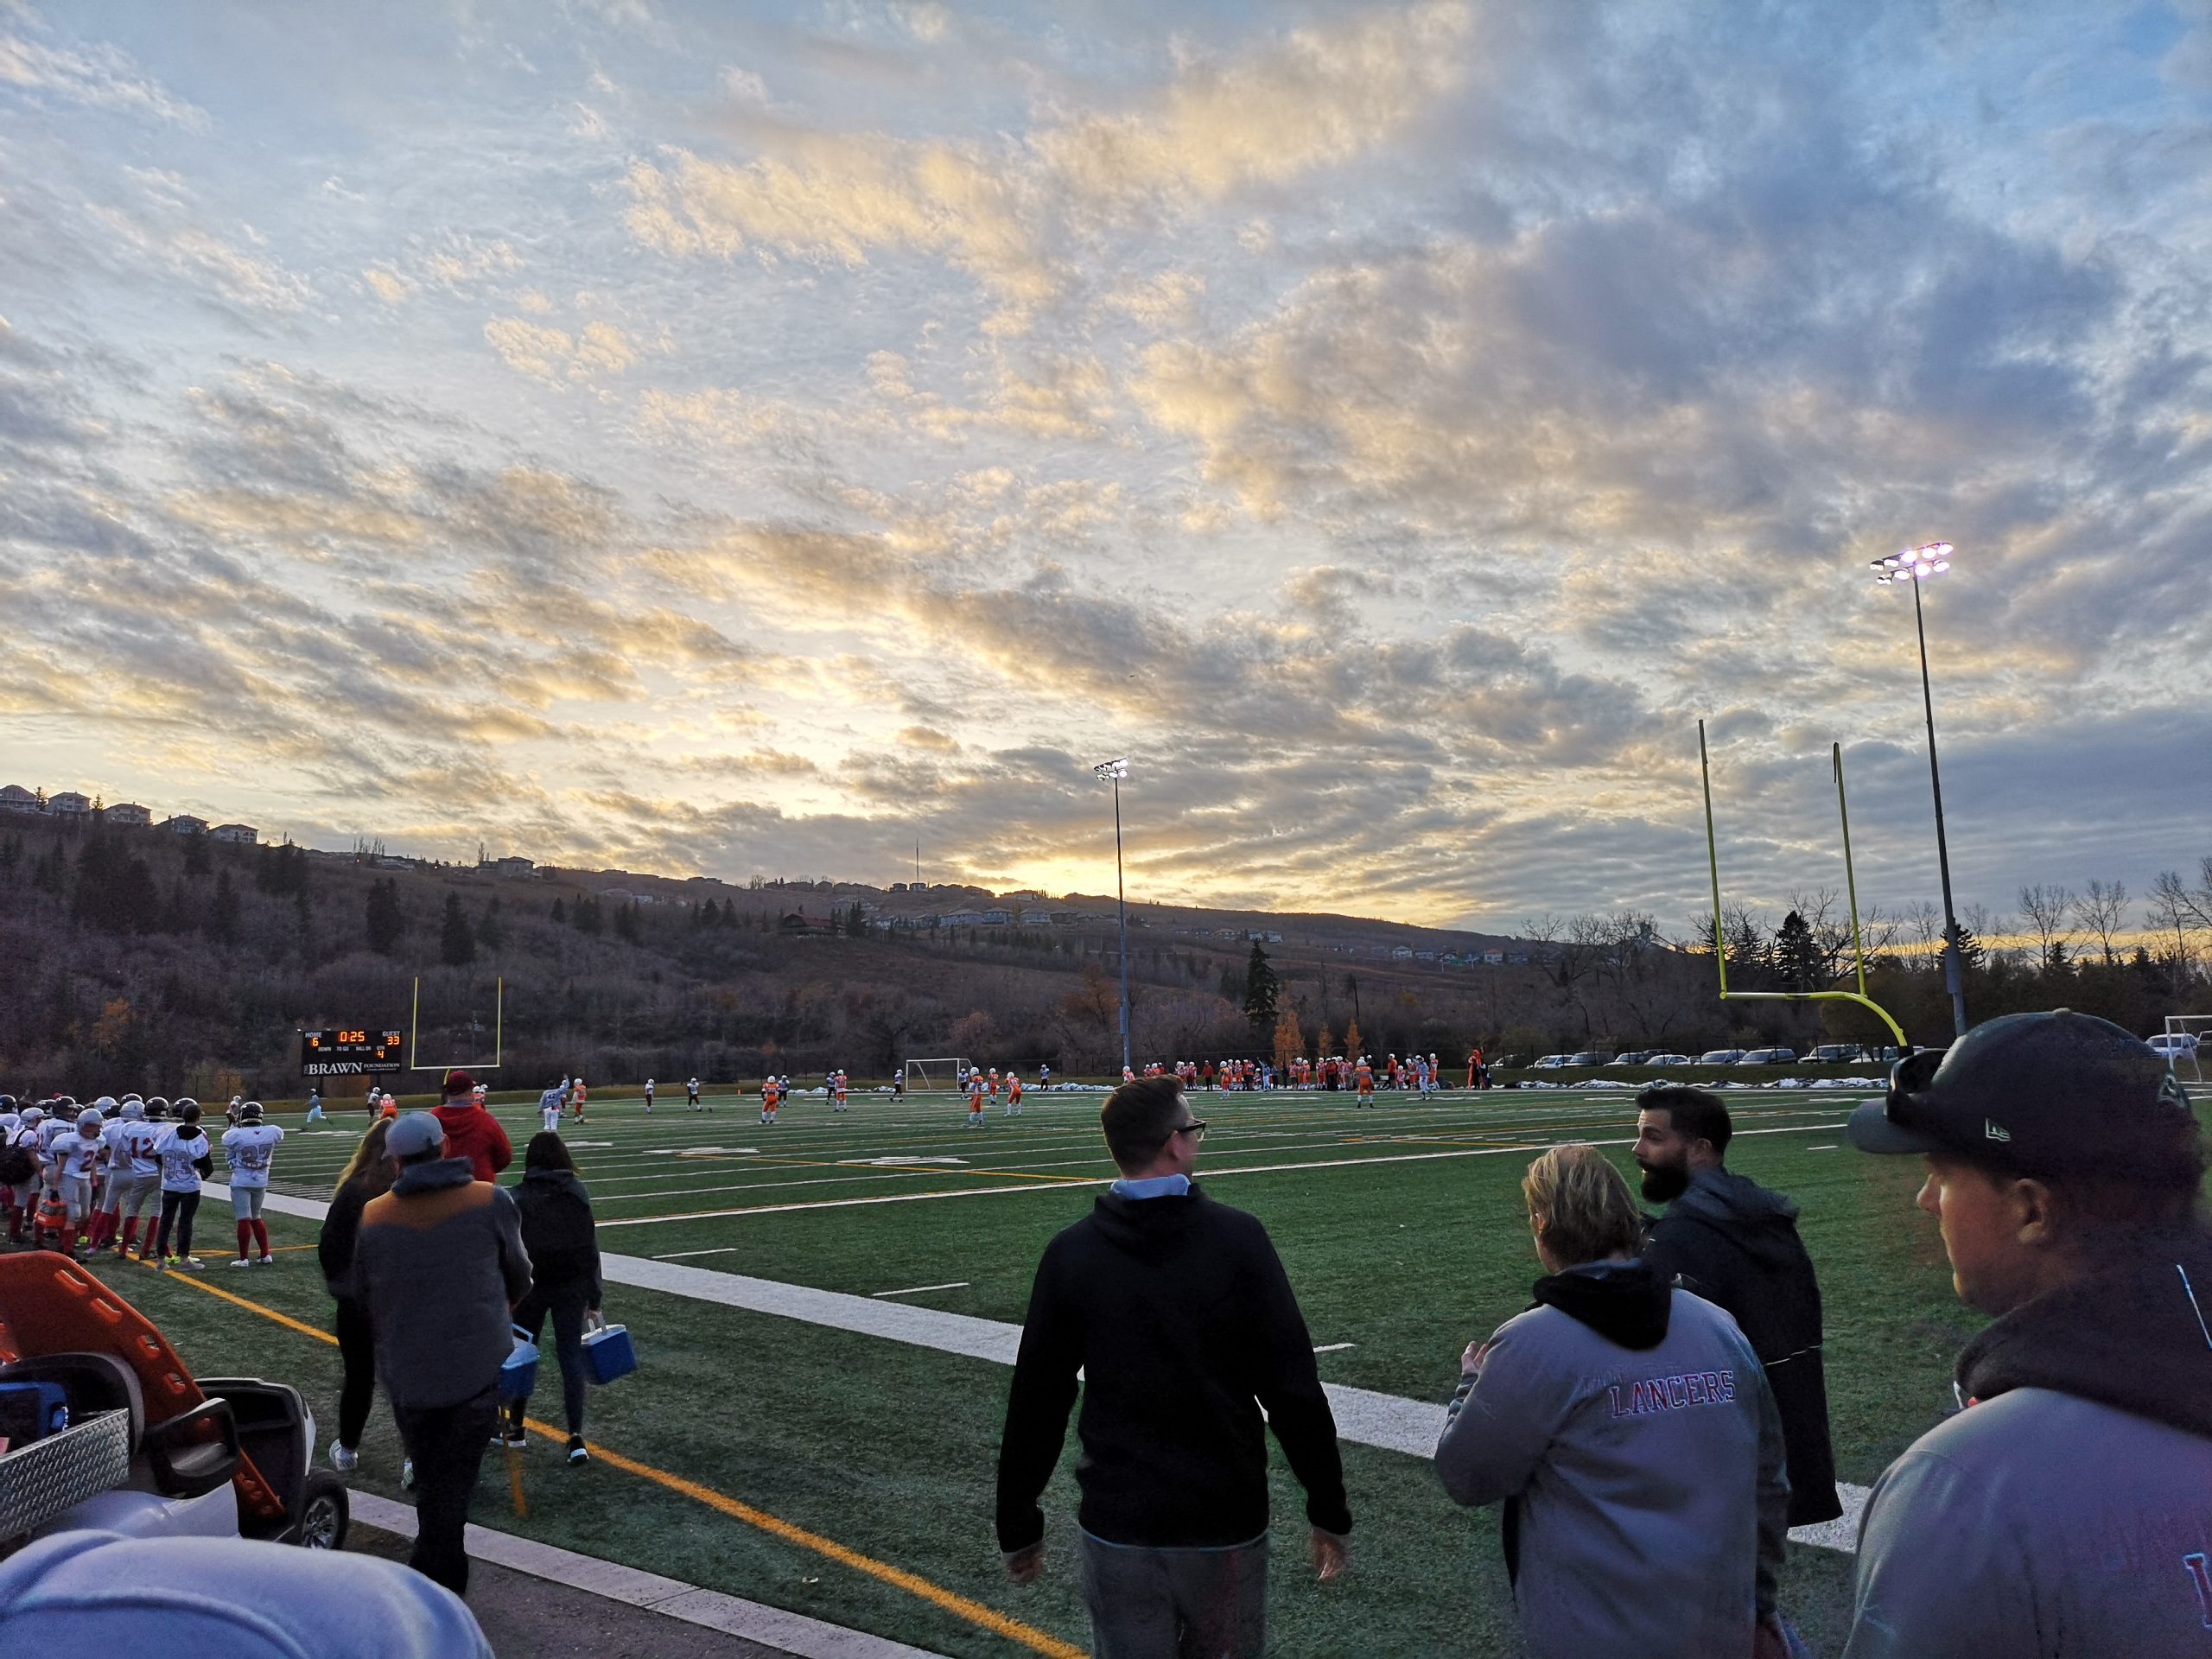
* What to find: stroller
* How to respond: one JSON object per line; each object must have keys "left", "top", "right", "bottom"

{"left": 0, "top": 1252, "right": 349, "bottom": 1555}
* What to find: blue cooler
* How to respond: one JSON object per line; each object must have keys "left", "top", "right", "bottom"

{"left": 498, "top": 1326, "right": 539, "bottom": 1404}
{"left": 0, "top": 1381, "right": 68, "bottom": 1448}
{"left": 580, "top": 1319, "right": 637, "bottom": 1386}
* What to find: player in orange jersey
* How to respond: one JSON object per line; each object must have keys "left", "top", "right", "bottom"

{"left": 570, "top": 1076, "right": 588, "bottom": 1122}
{"left": 1004, "top": 1071, "right": 1023, "bottom": 1116}
{"left": 1355, "top": 1056, "right": 1375, "bottom": 1106}
{"left": 967, "top": 1070, "right": 987, "bottom": 1128}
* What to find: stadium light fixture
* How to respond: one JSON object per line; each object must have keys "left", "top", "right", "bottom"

{"left": 1872, "top": 541, "right": 1967, "bottom": 1037}
{"left": 1092, "top": 758, "right": 1134, "bottom": 1073}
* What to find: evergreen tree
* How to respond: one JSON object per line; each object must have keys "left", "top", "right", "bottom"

{"left": 696, "top": 897, "right": 718, "bottom": 928}
{"left": 478, "top": 897, "right": 503, "bottom": 951}
{"left": 1243, "top": 941, "right": 1281, "bottom": 1028}
{"left": 441, "top": 891, "right": 476, "bottom": 965}
{"left": 574, "top": 895, "right": 603, "bottom": 935}
{"left": 550, "top": 898, "right": 567, "bottom": 925}
{"left": 181, "top": 829, "right": 211, "bottom": 877}
{"left": 365, "top": 878, "right": 404, "bottom": 955}
{"left": 116, "top": 857, "right": 162, "bottom": 937}
{"left": 613, "top": 899, "right": 639, "bottom": 944}
{"left": 1775, "top": 910, "right": 1821, "bottom": 991}
{"left": 720, "top": 901, "right": 739, "bottom": 929}
{"left": 209, "top": 869, "right": 241, "bottom": 945}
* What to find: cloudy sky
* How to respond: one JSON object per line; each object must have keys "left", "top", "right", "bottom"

{"left": 3, "top": 0, "right": 2208, "bottom": 934}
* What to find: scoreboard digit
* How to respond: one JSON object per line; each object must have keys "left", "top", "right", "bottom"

{"left": 301, "top": 1027, "right": 405, "bottom": 1077}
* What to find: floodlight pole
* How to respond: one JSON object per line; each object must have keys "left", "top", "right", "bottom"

{"left": 1095, "top": 759, "right": 1133, "bottom": 1073}
{"left": 1908, "top": 575, "right": 1969, "bottom": 1038}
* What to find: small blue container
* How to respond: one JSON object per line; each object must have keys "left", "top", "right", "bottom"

{"left": 0, "top": 1380, "right": 68, "bottom": 1446}
{"left": 580, "top": 1322, "right": 637, "bottom": 1386}
{"left": 498, "top": 1326, "right": 539, "bottom": 1403}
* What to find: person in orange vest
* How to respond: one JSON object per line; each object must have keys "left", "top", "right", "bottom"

{"left": 1355, "top": 1056, "right": 1375, "bottom": 1107}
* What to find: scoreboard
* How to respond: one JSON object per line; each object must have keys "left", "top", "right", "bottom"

{"left": 301, "top": 1027, "right": 405, "bottom": 1077}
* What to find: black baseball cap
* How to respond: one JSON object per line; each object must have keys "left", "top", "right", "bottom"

{"left": 1847, "top": 1009, "right": 2196, "bottom": 1174}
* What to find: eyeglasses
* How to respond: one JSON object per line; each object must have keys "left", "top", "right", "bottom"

{"left": 1163, "top": 1119, "right": 1208, "bottom": 1144}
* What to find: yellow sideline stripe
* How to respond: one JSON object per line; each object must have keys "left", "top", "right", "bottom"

{"left": 147, "top": 1267, "right": 1083, "bottom": 1659}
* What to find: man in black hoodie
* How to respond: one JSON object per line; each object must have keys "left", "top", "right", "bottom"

{"left": 1633, "top": 1085, "right": 1842, "bottom": 1526}
{"left": 1841, "top": 1010, "right": 2212, "bottom": 1656}
{"left": 995, "top": 1076, "right": 1351, "bottom": 1658}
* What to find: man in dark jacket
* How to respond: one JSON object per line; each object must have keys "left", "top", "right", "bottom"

{"left": 355, "top": 1111, "right": 531, "bottom": 1594}
{"left": 1634, "top": 1085, "right": 1841, "bottom": 1526}
{"left": 430, "top": 1069, "right": 512, "bottom": 1185}
{"left": 1841, "top": 1010, "right": 2212, "bottom": 1656}
{"left": 995, "top": 1076, "right": 1350, "bottom": 1659}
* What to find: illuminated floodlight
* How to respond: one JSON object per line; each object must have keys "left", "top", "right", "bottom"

{"left": 1873, "top": 541, "right": 1955, "bottom": 587}
{"left": 1092, "top": 756, "right": 1129, "bottom": 781}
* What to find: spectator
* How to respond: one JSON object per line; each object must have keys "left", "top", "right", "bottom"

{"left": 1434, "top": 1143, "right": 1789, "bottom": 1659}
{"left": 0, "top": 1529, "right": 492, "bottom": 1657}
{"left": 1841, "top": 1011, "right": 2212, "bottom": 1656}
{"left": 430, "top": 1069, "right": 512, "bottom": 1184}
{"left": 503, "top": 1132, "right": 602, "bottom": 1465}
{"left": 1633, "top": 1084, "right": 1842, "bottom": 1525}
{"left": 995, "top": 1076, "right": 1350, "bottom": 1659}
{"left": 317, "top": 1117, "right": 396, "bottom": 1475}
{"left": 354, "top": 1110, "right": 531, "bottom": 1595}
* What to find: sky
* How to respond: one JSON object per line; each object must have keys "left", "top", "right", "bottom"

{"left": 2, "top": 0, "right": 2208, "bottom": 937}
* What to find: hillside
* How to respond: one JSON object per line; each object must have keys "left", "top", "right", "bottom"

{"left": 2, "top": 810, "right": 2192, "bottom": 1099}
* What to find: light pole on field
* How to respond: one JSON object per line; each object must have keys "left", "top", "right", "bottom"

{"left": 1872, "top": 541, "right": 1969, "bottom": 1039}
{"left": 1093, "top": 757, "right": 1133, "bottom": 1074}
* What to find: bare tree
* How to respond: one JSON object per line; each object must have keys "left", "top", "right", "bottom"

{"left": 1901, "top": 899, "right": 1942, "bottom": 953}
{"left": 2149, "top": 871, "right": 2198, "bottom": 974}
{"left": 2017, "top": 884, "right": 2075, "bottom": 968}
{"left": 2070, "top": 880, "right": 2129, "bottom": 964}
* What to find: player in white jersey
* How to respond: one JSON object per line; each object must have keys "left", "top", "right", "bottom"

{"left": 110, "top": 1101, "right": 165, "bottom": 1257}
{"left": 305, "top": 1086, "right": 325, "bottom": 1123}
{"left": 87, "top": 1101, "right": 135, "bottom": 1251}
{"left": 48, "top": 1109, "right": 107, "bottom": 1258}
{"left": 832, "top": 1070, "right": 849, "bottom": 1112}
{"left": 149, "top": 1102, "right": 213, "bottom": 1270}
{"left": 688, "top": 1076, "right": 702, "bottom": 1111}
{"left": 221, "top": 1100, "right": 285, "bottom": 1267}
{"left": 644, "top": 1077, "right": 656, "bottom": 1114}
{"left": 3, "top": 1107, "right": 44, "bottom": 1244}
{"left": 538, "top": 1083, "right": 564, "bottom": 1135}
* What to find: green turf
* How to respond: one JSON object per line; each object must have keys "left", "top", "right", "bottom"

{"left": 32, "top": 1081, "right": 2167, "bottom": 1657}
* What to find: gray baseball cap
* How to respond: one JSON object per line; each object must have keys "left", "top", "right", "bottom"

{"left": 1847, "top": 1009, "right": 2196, "bottom": 1174}
{"left": 385, "top": 1110, "right": 448, "bottom": 1160}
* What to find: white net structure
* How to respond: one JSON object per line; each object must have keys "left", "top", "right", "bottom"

{"left": 2161, "top": 1015, "right": 2211, "bottom": 1084}
{"left": 901, "top": 1058, "right": 974, "bottom": 1095}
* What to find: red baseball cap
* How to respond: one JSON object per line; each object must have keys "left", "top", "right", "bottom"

{"left": 442, "top": 1069, "right": 476, "bottom": 1097}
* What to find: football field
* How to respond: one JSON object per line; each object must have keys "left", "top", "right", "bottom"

{"left": 79, "top": 1084, "right": 1995, "bottom": 1656}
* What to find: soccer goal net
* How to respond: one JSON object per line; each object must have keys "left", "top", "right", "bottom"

{"left": 2162, "top": 1015, "right": 2211, "bottom": 1084}
{"left": 902, "top": 1058, "right": 974, "bottom": 1095}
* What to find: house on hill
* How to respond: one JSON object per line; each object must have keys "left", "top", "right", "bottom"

{"left": 48, "top": 791, "right": 91, "bottom": 817}
{"left": 164, "top": 814, "right": 209, "bottom": 836}
{"left": 105, "top": 803, "right": 152, "bottom": 826}
{"left": 777, "top": 912, "right": 832, "bottom": 936}
{"left": 489, "top": 856, "right": 534, "bottom": 876}
{"left": 211, "top": 823, "right": 259, "bottom": 845}
{"left": 0, "top": 785, "right": 40, "bottom": 811}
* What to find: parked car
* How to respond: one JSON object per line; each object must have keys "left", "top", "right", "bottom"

{"left": 1567, "top": 1051, "right": 1618, "bottom": 1067}
{"left": 1738, "top": 1046, "right": 1798, "bottom": 1065}
{"left": 1531, "top": 1054, "right": 1572, "bottom": 1070}
{"left": 1808, "top": 1044, "right": 1863, "bottom": 1064}
{"left": 1646, "top": 1052, "right": 1693, "bottom": 1066}
{"left": 2148, "top": 1033, "right": 2200, "bottom": 1062}
{"left": 1615, "top": 1049, "right": 1656, "bottom": 1065}
{"left": 1697, "top": 1049, "right": 1746, "bottom": 1065}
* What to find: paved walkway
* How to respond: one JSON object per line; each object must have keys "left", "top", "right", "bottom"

{"left": 349, "top": 1492, "right": 947, "bottom": 1658}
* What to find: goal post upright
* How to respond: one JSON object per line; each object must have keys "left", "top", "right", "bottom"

{"left": 409, "top": 974, "right": 505, "bottom": 1072}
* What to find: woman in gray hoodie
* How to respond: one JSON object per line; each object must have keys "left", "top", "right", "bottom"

{"left": 1434, "top": 1143, "right": 1790, "bottom": 1659}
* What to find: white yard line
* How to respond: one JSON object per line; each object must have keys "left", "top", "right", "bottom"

{"left": 348, "top": 1491, "right": 945, "bottom": 1659}
{"left": 869, "top": 1281, "right": 970, "bottom": 1299}
{"left": 1313, "top": 1343, "right": 1357, "bottom": 1354}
